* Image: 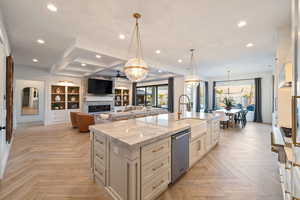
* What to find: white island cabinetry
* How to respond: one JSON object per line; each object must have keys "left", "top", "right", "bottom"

{"left": 90, "top": 114, "right": 220, "bottom": 200}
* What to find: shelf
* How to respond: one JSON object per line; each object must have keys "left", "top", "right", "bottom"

{"left": 68, "top": 93, "right": 80, "bottom": 95}
{"left": 52, "top": 93, "right": 65, "bottom": 95}
{"left": 52, "top": 101, "right": 65, "bottom": 103}
{"left": 68, "top": 101, "right": 79, "bottom": 103}
{"left": 284, "top": 146, "right": 293, "bottom": 163}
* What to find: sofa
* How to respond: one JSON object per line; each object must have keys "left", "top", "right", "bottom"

{"left": 97, "top": 106, "right": 169, "bottom": 122}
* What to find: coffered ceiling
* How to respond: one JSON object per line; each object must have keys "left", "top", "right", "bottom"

{"left": 0, "top": 0, "right": 290, "bottom": 78}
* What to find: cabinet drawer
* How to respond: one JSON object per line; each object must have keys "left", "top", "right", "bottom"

{"left": 189, "top": 134, "right": 206, "bottom": 167}
{"left": 142, "top": 169, "right": 170, "bottom": 200}
{"left": 142, "top": 138, "right": 171, "bottom": 166}
{"left": 191, "top": 123, "right": 207, "bottom": 142}
{"left": 141, "top": 154, "right": 170, "bottom": 184}
{"left": 94, "top": 134, "right": 106, "bottom": 151}
{"left": 94, "top": 148, "right": 105, "bottom": 167}
{"left": 94, "top": 159, "right": 105, "bottom": 184}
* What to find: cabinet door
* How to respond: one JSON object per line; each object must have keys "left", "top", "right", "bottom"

{"left": 292, "top": 165, "right": 300, "bottom": 198}
{"left": 189, "top": 135, "right": 206, "bottom": 168}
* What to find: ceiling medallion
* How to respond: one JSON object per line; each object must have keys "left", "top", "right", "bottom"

{"left": 185, "top": 49, "right": 200, "bottom": 86}
{"left": 124, "top": 13, "right": 149, "bottom": 82}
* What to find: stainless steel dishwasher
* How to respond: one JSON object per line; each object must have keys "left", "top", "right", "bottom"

{"left": 171, "top": 128, "right": 190, "bottom": 183}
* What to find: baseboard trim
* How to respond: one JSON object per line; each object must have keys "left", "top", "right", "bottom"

{"left": 0, "top": 137, "right": 13, "bottom": 180}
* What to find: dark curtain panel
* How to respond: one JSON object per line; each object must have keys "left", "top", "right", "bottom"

{"left": 212, "top": 81, "right": 216, "bottom": 110}
{"left": 204, "top": 81, "right": 209, "bottom": 112}
{"left": 168, "top": 77, "right": 174, "bottom": 113}
{"left": 132, "top": 82, "right": 137, "bottom": 106}
{"left": 254, "top": 78, "right": 263, "bottom": 122}
{"left": 196, "top": 84, "right": 201, "bottom": 112}
{"left": 6, "top": 55, "right": 14, "bottom": 143}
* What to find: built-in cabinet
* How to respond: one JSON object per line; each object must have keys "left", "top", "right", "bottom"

{"left": 50, "top": 84, "right": 81, "bottom": 124}
{"left": 115, "top": 89, "right": 130, "bottom": 106}
{"left": 51, "top": 85, "right": 80, "bottom": 110}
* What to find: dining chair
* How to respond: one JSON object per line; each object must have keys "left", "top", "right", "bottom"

{"left": 236, "top": 110, "right": 248, "bottom": 128}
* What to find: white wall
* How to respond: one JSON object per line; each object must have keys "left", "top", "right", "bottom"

{"left": 15, "top": 80, "right": 45, "bottom": 124}
{"left": 208, "top": 71, "right": 273, "bottom": 123}
{"left": 14, "top": 64, "right": 84, "bottom": 126}
{"left": 0, "top": 10, "right": 11, "bottom": 179}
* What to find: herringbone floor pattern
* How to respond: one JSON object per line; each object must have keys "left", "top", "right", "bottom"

{"left": 0, "top": 122, "right": 282, "bottom": 200}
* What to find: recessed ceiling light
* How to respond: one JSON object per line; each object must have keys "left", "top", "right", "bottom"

{"left": 246, "top": 43, "right": 254, "bottom": 48}
{"left": 96, "top": 54, "right": 101, "bottom": 59}
{"left": 32, "top": 58, "right": 39, "bottom": 63}
{"left": 178, "top": 59, "right": 183, "bottom": 63}
{"left": 47, "top": 3, "right": 58, "bottom": 12}
{"left": 119, "top": 34, "right": 125, "bottom": 40}
{"left": 155, "top": 50, "right": 161, "bottom": 54}
{"left": 81, "top": 63, "right": 87, "bottom": 67}
{"left": 237, "top": 20, "right": 247, "bottom": 28}
{"left": 158, "top": 69, "right": 162, "bottom": 73}
{"left": 37, "top": 39, "right": 45, "bottom": 44}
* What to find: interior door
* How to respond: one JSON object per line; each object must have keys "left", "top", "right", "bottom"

{"left": 0, "top": 42, "right": 7, "bottom": 177}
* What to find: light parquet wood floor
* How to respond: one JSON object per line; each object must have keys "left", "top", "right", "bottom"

{"left": 0, "top": 122, "right": 282, "bottom": 200}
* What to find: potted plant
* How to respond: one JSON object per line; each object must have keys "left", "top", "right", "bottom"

{"left": 224, "top": 97, "right": 234, "bottom": 110}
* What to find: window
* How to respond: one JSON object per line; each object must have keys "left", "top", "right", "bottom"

{"left": 214, "top": 79, "right": 255, "bottom": 109}
{"left": 184, "top": 81, "right": 206, "bottom": 112}
{"left": 157, "top": 85, "right": 168, "bottom": 108}
{"left": 136, "top": 84, "right": 168, "bottom": 108}
{"left": 136, "top": 87, "right": 146, "bottom": 106}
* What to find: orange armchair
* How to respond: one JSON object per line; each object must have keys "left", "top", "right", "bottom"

{"left": 77, "top": 113, "right": 95, "bottom": 133}
{"left": 70, "top": 112, "right": 79, "bottom": 128}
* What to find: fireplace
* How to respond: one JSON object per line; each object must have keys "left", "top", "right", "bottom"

{"left": 88, "top": 105, "right": 111, "bottom": 113}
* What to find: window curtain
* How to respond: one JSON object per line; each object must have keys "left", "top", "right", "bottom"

{"left": 212, "top": 81, "right": 216, "bottom": 110}
{"left": 196, "top": 84, "right": 201, "bottom": 112}
{"left": 132, "top": 82, "right": 137, "bottom": 106}
{"left": 204, "top": 81, "right": 209, "bottom": 112}
{"left": 254, "top": 78, "right": 263, "bottom": 122}
{"left": 168, "top": 77, "right": 174, "bottom": 113}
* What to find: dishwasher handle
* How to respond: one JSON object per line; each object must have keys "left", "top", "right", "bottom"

{"left": 173, "top": 132, "right": 190, "bottom": 140}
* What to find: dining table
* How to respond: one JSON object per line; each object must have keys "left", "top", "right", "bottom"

{"left": 216, "top": 108, "right": 242, "bottom": 127}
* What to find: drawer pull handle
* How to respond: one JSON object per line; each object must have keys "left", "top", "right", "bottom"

{"left": 95, "top": 139, "right": 104, "bottom": 145}
{"left": 95, "top": 168, "right": 103, "bottom": 176}
{"left": 198, "top": 140, "right": 202, "bottom": 151}
{"left": 152, "top": 163, "right": 164, "bottom": 172}
{"left": 152, "top": 180, "right": 164, "bottom": 190}
{"left": 96, "top": 153, "right": 103, "bottom": 160}
{"left": 152, "top": 146, "right": 164, "bottom": 153}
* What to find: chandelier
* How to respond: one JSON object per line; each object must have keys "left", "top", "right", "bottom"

{"left": 124, "top": 13, "right": 149, "bottom": 82}
{"left": 185, "top": 49, "right": 200, "bottom": 86}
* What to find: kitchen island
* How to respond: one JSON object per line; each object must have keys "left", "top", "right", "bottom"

{"left": 89, "top": 113, "right": 221, "bottom": 200}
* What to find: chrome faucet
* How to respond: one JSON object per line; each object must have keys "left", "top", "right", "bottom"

{"left": 177, "top": 94, "right": 192, "bottom": 120}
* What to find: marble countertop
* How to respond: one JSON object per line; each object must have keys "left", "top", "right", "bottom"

{"left": 90, "top": 112, "right": 220, "bottom": 148}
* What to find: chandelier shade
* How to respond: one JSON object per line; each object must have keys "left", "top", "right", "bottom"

{"left": 124, "top": 13, "right": 149, "bottom": 82}
{"left": 124, "top": 58, "right": 149, "bottom": 82}
{"left": 185, "top": 49, "right": 200, "bottom": 86}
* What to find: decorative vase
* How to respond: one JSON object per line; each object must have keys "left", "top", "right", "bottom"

{"left": 55, "top": 95, "right": 61, "bottom": 102}
{"left": 71, "top": 97, "right": 76, "bottom": 102}
{"left": 56, "top": 88, "right": 61, "bottom": 94}
{"left": 225, "top": 106, "right": 231, "bottom": 111}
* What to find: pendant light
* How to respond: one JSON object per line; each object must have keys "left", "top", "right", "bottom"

{"left": 225, "top": 70, "right": 231, "bottom": 96}
{"left": 185, "top": 49, "right": 200, "bottom": 86}
{"left": 124, "top": 13, "right": 149, "bottom": 82}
